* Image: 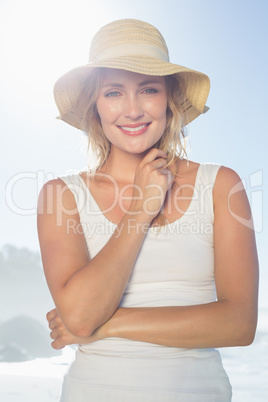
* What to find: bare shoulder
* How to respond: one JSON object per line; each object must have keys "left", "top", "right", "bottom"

{"left": 37, "top": 178, "right": 78, "bottom": 216}
{"left": 177, "top": 160, "right": 243, "bottom": 192}
{"left": 38, "top": 177, "right": 72, "bottom": 198}
{"left": 213, "top": 166, "right": 246, "bottom": 205}
{"left": 213, "top": 166, "right": 253, "bottom": 229}
{"left": 214, "top": 166, "right": 243, "bottom": 193}
{"left": 37, "top": 177, "right": 89, "bottom": 299}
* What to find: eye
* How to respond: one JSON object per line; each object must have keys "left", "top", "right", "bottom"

{"left": 143, "top": 88, "right": 158, "bottom": 94}
{"left": 105, "top": 91, "right": 120, "bottom": 97}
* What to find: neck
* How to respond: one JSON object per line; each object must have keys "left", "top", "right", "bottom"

{"left": 99, "top": 146, "right": 148, "bottom": 183}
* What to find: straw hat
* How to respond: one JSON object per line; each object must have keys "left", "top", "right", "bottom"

{"left": 54, "top": 19, "right": 210, "bottom": 131}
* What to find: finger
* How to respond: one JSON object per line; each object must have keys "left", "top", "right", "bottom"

{"left": 48, "top": 318, "right": 58, "bottom": 330}
{"left": 50, "top": 328, "right": 58, "bottom": 340}
{"left": 46, "top": 308, "right": 57, "bottom": 322}
{"left": 158, "top": 169, "right": 174, "bottom": 190}
{"left": 140, "top": 148, "right": 167, "bottom": 166}
{"left": 50, "top": 325, "right": 65, "bottom": 342}
{"left": 51, "top": 338, "right": 65, "bottom": 350}
{"left": 158, "top": 168, "right": 173, "bottom": 176}
{"left": 147, "top": 157, "right": 168, "bottom": 170}
{"left": 48, "top": 313, "right": 63, "bottom": 329}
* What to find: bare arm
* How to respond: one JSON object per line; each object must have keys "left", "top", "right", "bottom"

{"left": 105, "top": 167, "right": 259, "bottom": 348}
{"left": 48, "top": 166, "right": 258, "bottom": 349}
{"left": 38, "top": 149, "right": 173, "bottom": 338}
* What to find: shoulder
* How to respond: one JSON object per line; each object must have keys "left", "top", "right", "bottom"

{"left": 40, "top": 177, "right": 68, "bottom": 192}
{"left": 175, "top": 159, "right": 199, "bottom": 178}
{"left": 177, "top": 159, "right": 241, "bottom": 184}
{"left": 213, "top": 166, "right": 244, "bottom": 198}
{"left": 37, "top": 177, "right": 79, "bottom": 216}
{"left": 38, "top": 178, "right": 71, "bottom": 203}
{"left": 176, "top": 159, "right": 221, "bottom": 185}
{"left": 213, "top": 166, "right": 252, "bottom": 227}
{"left": 39, "top": 172, "right": 84, "bottom": 197}
{"left": 187, "top": 161, "right": 242, "bottom": 192}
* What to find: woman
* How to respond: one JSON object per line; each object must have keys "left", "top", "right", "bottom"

{"left": 37, "top": 19, "right": 259, "bottom": 401}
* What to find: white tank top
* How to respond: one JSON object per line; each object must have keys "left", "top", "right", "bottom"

{"left": 58, "top": 163, "right": 232, "bottom": 401}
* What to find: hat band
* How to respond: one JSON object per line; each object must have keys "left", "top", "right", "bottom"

{"left": 90, "top": 43, "right": 170, "bottom": 62}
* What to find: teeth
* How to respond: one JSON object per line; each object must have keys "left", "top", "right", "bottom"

{"left": 120, "top": 124, "right": 148, "bottom": 132}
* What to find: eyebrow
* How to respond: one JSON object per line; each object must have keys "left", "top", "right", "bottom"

{"left": 101, "top": 79, "right": 164, "bottom": 89}
{"left": 101, "top": 83, "right": 124, "bottom": 88}
{"left": 138, "top": 79, "right": 164, "bottom": 86}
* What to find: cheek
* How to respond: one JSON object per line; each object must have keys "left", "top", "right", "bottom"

{"left": 97, "top": 99, "right": 123, "bottom": 123}
{"left": 161, "top": 96, "right": 168, "bottom": 117}
{"left": 158, "top": 99, "right": 168, "bottom": 132}
{"left": 147, "top": 96, "right": 167, "bottom": 119}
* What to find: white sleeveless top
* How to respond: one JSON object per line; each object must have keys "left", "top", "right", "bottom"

{"left": 58, "top": 163, "right": 232, "bottom": 402}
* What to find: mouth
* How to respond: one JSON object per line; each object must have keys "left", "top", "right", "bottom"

{"left": 117, "top": 123, "right": 151, "bottom": 136}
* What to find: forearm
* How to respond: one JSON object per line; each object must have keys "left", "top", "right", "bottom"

{"left": 41, "top": 149, "right": 173, "bottom": 338}
{"left": 106, "top": 301, "right": 257, "bottom": 348}
{"left": 58, "top": 212, "right": 151, "bottom": 337}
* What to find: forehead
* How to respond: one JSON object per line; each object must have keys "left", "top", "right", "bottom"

{"left": 99, "top": 68, "right": 166, "bottom": 86}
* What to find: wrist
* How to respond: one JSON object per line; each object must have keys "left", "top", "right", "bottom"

{"left": 124, "top": 215, "right": 151, "bottom": 236}
{"left": 105, "top": 308, "right": 125, "bottom": 338}
{"left": 127, "top": 203, "right": 158, "bottom": 223}
{"left": 125, "top": 205, "right": 155, "bottom": 226}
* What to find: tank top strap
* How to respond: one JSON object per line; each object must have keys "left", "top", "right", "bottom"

{"left": 197, "top": 163, "right": 221, "bottom": 186}
{"left": 195, "top": 163, "right": 221, "bottom": 222}
{"left": 58, "top": 173, "right": 100, "bottom": 216}
{"left": 58, "top": 165, "right": 221, "bottom": 225}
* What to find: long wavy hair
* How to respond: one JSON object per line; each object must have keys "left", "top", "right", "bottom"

{"left": 79, "top": 68, "right": 187, "bottom": 171}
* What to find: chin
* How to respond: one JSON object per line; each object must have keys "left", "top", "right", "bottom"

{"left": 128, "top": 140, "right": 158, "bottom": 154}
{"left": 126, "top": 146, "right": 151, "bottom": 155}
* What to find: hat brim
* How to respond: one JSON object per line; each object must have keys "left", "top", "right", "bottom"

{"left": 54, "top": 56, "right": 210, "bottom": 131}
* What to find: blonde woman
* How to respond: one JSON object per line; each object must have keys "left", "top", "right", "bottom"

{"left": 37, "top": 19, "right": 258, "bottom": 401}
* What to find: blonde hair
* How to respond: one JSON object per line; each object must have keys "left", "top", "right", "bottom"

{"left": 79, "top": 69, "right": 187, "bottom": 171}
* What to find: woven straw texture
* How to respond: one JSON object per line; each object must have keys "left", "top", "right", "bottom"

{"left": 54, "top": 19, "right": 210, "bottom": 130}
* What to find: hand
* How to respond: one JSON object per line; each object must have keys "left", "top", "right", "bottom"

{"left": 46, "top": 308, "right": 107, "bottom": 350}
{"left": 130, "top": 148, "right": 174, "bottom": 219}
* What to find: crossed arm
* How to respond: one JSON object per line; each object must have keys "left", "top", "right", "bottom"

{"left": 39, "top": 165, "right": 259, "bottom": 350}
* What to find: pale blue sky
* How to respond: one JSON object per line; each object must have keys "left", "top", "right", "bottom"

{"left": 1, "top": 0, "right": 267, "bottom": 305}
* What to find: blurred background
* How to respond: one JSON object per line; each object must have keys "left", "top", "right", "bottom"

{"left": 0, "top": 0, "right": 267, "bottom": 401}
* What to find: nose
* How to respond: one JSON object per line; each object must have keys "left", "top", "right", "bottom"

{"left": 123, "top": 94, "right": 144, "bottom": 120}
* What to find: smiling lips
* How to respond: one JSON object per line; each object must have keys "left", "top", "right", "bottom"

{"left": 117, "top": 122, "right": 151, "bottom": 136}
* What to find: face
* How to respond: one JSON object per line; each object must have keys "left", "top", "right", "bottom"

{"left": 96, "top": 69, "right": 167, "bottom": 155}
